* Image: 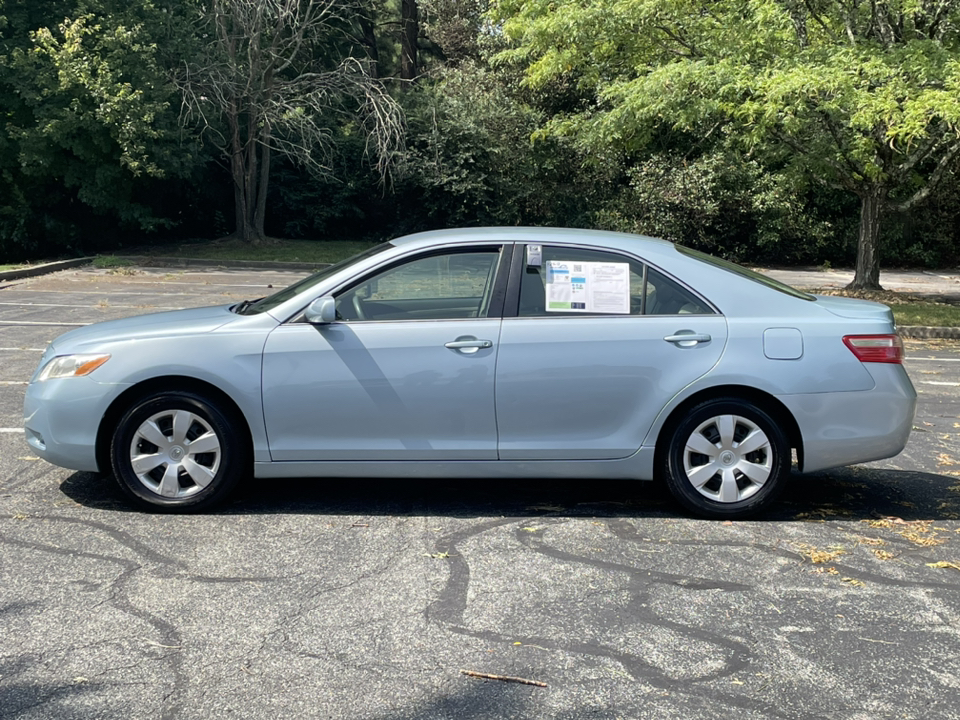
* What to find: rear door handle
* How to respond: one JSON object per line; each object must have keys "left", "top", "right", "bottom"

{"left": 664, "top": 332, "right": 712, "bottom": 347}
{"left": 445, "top": 337, "right": 493, "bottom": 354}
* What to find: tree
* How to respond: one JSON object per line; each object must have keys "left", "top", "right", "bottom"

{"left": 178, "top": 0, "right": 404, "bottom": 244}
{"left": 0, "top": 0, "right": 189, "bottom": 256}
{"left": 493, "top": 0, "right": 960, "bottom": 289}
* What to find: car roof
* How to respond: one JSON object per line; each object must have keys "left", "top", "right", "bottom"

{"left": 391, "top": 227, "right": 676, "bottom": 255}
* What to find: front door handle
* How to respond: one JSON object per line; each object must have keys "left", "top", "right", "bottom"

{"left": 664, "top": 332, "right": 712, "bottom": 347}
{"left": 445, "top": 336, "right": 493, "bottom": 354}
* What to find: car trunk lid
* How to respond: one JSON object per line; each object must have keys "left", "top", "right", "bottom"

{"left": 814, "top": 295, "right": 896, "bottom": 325}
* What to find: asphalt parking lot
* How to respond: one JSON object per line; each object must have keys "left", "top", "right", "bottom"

{"left": 1, "top": 264, "right": 959, "bottom": 720}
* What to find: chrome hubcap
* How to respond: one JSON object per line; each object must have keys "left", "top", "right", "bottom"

{"left": 683, "top": 414, "right": 773, "bottom": 503}
{"left": 129, "top": 410, "right": 221, "bottom": 498}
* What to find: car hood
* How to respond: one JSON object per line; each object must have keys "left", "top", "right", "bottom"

{"left": 814, "top": 295, "right": 895, "bottom": 322}
{"left": 50, "top": 304, "right": 238, "bottom": 352}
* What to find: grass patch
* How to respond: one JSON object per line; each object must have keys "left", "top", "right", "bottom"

{"left": 128, "top": 238, "right": 379, "bottom": 264}
{"left": 811, "top": 287, "right": 960, "bottom": 327}
{"left": 891, "top": 302, "right": 960, "bottom": 328}
{"left": 93, "top": 255, "right": 135, "bottom": 269}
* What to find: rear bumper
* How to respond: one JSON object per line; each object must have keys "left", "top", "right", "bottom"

{"left": 780, "top": 364, "right": 917, "bottom": 473}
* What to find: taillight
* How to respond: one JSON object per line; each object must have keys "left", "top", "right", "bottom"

{"left": 843, "top": 334, "right": 904, "bottom": 364}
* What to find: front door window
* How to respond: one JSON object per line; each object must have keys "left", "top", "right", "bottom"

{"left": 336, "top": 250, "right": 502, "bottom": 321}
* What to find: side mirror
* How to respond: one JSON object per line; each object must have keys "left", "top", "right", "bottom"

{"left": 304, "top": 296, "right": 337, "bottom": 324}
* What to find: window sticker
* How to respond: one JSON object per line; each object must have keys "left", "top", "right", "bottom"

{"left": 526, "top": 244, "right": 542, "bottom": 267}
{"left": 545, "top": 261, "right": 630, "bottom": 313}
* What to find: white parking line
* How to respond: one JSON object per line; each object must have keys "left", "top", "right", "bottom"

{"left": 0, "top": 381, "right": 28, "bottom": 386}
{"left": 9, "top": 289, "right": 213, "bottom": 297}
{"left": 0, "top": 347, "right": 45, "bottom": 352}
{"left": 921, "top": 381, "right": 960, "bottom": 386}
{"left": 94, "top": 281, "right": 269, "bottom": 288}
{"left": 0, "top": 321, "right": 89, "bottom": 327}
{"left": 921, "top": 270, "right": 960, "bottom": 281}
{"left": 909, "top": 357, "right": 960, "bottom": 362}
{"left": 0, "top": 302, "right": 185, "bottom": 310}
{"left": 0, "top": 428, "right": 24, "bottom": 433}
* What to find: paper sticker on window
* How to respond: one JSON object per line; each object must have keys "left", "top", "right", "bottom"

{"left": 526, "top": 244, "right": 542, "bottom": 267}
{"left": 546, "top": 261, "right": 630, "bottom": 313}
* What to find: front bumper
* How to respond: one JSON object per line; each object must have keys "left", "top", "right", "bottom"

{"left": 780, "top": 363, "right": 917, "bottom": 473}
{"left": 23, "top": 377, "right": 130, "bottom": 473}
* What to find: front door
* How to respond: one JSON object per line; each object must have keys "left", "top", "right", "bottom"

{"left": 262, "top": 246, "right": 507, "bottom": 461}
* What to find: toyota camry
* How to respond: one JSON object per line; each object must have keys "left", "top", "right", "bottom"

{"left": 23, "top": 228, "right": 916, "bottom": 518}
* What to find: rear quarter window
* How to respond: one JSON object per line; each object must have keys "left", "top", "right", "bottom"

{"left": 676, "top": 245, "right": 816, "bottom": 301}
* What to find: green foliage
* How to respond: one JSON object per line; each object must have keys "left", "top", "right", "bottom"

{"left": 397, "top": 60, "right": 602, "bottom": 231}
{"left": 592, "top": 151, "right": 839, "bottom": 265}
{"left": 491, "top": 0, "right": 960, "bottom": 284}
{"left": 4, "top": 0, "right": 960, "bottom": 271}
{"left": 879, "top": 170, "right": 960, "bottom": 267}
{"left": 17, "top": 15, "right": 168, "bottom": 178}
{"left": 420, "top": 0, "right": 490, "bottom": 64}
{"left": 267, "top": 154, "right": 378, "bottom": 240}
{"left": 0, "top": 0, "right": 197, "bottom": 259}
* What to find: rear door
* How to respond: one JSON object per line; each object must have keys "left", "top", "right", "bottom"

{"left": 495, "top": 244, "right": 728, "bottom": 460}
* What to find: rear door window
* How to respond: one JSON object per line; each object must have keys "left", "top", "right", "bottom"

{"left": 516, "top": 245, "right": 713, "bottom": 316}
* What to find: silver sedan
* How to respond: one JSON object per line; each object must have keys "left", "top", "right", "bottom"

{"left": 23, "top": 228, "right": 916, "bottom": 518}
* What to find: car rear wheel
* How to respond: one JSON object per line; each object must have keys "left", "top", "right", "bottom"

{"left": 110, "top": 391, "right": 245, "bottom": 512}
{"left": 663, "top": 398, "right": 789, "bottom": 519}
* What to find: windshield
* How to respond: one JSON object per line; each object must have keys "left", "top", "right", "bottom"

{"left": 676, "top": 245, "right": 816, "bottom": 301}
{"left": 240, "top": 243, "right": 393, "bottom": 315}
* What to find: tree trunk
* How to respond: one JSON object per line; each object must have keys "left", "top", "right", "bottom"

{"left": 228, "top": 135, "right": 267, "bottom": 244}
{"left": 244, "top": 108, "right": 261, "bottom": 244}
{"left": 227, "top": 100, "right": 256, "bottom": 243}
{"left": 358, "top": 11, "right": 379, "bottom": 78}
{"left": 400, "top": 0, "right": 419, "bottom": 81}
{"left": 224, "top": 106, "right": 268, "bottom": 245}
{"left": 254, "top": 126, "right": 271, "bottom": 240}
{"left": 847, "top": 188, "right": 885, "bottom": 291}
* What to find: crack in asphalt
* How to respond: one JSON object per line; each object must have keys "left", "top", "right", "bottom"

{"left": 0, "top": 531, "right": 186, "bottom": 719}
{"left": 422, "top": 516, "right": 831, "bottom": 719}
{"left": 0, "top": 514, "right": 294, "bottom": 720}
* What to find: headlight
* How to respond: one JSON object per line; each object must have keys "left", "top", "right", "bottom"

{"left": 36, "top": 354, "right": 111, "bottom": 382}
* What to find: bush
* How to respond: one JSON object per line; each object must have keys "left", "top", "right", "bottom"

{"left": 393, "top": 61, "right": 602, "bottom": 233}
{"left": 592, "top": 152, "right": 855, "bottom": 266}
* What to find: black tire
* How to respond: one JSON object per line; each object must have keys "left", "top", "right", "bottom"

{"left": 662, "top": 397, "right": 790, "bottom": 519}
{"left": 110, "top": 390, "right": 247, "bottom": 512}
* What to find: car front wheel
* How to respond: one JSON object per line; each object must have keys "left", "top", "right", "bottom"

{"left": 663, "top": 398, "right": 790, "bottom": 519}
{"left": 110, "top": 391, "right": 245, "bottom": 512}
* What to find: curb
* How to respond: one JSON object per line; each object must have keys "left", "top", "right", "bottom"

{"left": 116, "top": 256, "right": 330, "bottom": 272}
{"left": 0, "top": 257, "right": 94, "bottom": 282}
{"left": 899, "top": 326, "right": 960, "bottom": 339}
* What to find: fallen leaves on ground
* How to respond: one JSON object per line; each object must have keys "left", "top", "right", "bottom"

{"left": 864, "top": 518, "right": 948, "bottom": 547}
{"left": 794, "top": 543, "right": 847, "bottom": 564}
{"left": 926, "top": 561, "right": 960, "bottom": 571}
